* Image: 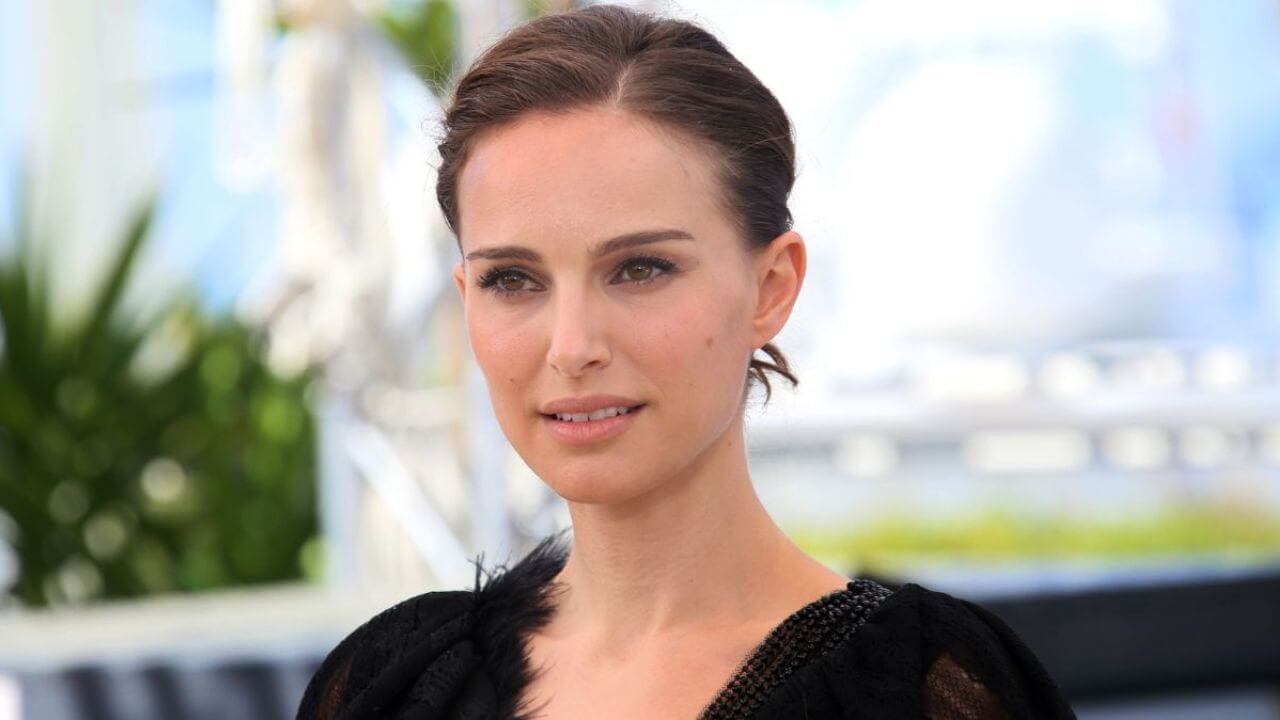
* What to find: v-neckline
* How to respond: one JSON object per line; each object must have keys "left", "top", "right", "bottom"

{"left": 693, "top": 581, "right": 860, "bottom": 718}
{"left": 500, "top": 535, "right": 889, "bottom": 720}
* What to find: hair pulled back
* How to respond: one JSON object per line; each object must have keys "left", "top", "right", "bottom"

{"left": 434, "top": 3, "right": 799, "bottom": 404}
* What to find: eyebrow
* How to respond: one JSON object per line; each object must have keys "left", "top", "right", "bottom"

{"left": 463, "top": 228, "right": 695, "bottom": 263}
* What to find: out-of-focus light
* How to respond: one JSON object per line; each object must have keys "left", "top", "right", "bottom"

{"left": 1259, "top": 425, "right": 1280, "bottom": 467}
{"left": 963, "top": 430, "right": 1092, "bottom": 474}
{"left": 47, "top": 481, "right": 91, "bottom": 525}
{"left": 212, "top": 0, "right": 275, "bottom": 190}
{"left": 1101, "top": 426, "right": 1170, "bottom": 470}
{"left": 83, "top": 511, "right": 130, "bottom": 562}
{"left": 49, "top": 556, "right": 103, "bottom": 605}
{"left": 129, "top": 314, "right": 197, "bottom": 386}
{"left": 263, "top": 302, "right": 317, "bottom": 380}
{"left": 1178, "top": 425, "right": 1236, "bottom": 469}
{"left": 834, "top": 433, "right": 900, "bottom": 478}
{"left": 0, "top": 519, "right": 15, "bottom": 600}
{"left": 912, "top": 354, "right": 1030, "bottom": 402}
{"left": 1110, "top": 349, "right": 1185, "bottom": 391}
{"left": 1040, "top": 353, "right": 1101, "bottom": 397}
{"left": 140, "top": 458, "right": 189, "bottom": 504}
{"left": 1194, "top": 346, "right": 1252, "bottom": 390}
{"left": 0, "top": 672, "right": 20, "bottom": 720}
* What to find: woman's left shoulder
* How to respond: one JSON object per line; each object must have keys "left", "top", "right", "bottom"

{"left": 751, "top": 580, "right": 1077, "bottom": 720}
{"left": 901, "top": 582, "right": 1078, "bottom": 720}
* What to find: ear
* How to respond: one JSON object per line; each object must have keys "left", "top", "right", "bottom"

{"left": 751, "top": 230, "right": 806, "bottom": 350}
{"left": 453, "top": 261, "right": 467, "bottom": 302}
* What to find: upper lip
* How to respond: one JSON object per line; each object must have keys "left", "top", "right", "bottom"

{"left": 540, "top": 394, "right": 645, "bottom": 415}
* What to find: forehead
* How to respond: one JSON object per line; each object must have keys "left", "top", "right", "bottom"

{"left": 455, "top": 107, "right": 727, "bottom": 252}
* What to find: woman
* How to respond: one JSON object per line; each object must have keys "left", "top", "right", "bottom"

{"left": 297, "top": 4, "right": 1076, "bottom": 719}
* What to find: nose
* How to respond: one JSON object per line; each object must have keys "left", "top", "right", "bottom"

{"left": 546, "top": 283, "right": 610, "bottom": 377}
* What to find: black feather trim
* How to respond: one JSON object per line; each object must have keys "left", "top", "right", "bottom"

{"left": 467, "top": 528, "right": 572, "bottom": 720}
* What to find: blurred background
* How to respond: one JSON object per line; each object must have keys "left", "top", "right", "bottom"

{"left": 1, "top": 0, "right": 1278, "bottom": 718}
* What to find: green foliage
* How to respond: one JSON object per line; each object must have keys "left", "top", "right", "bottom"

{"left": 0, "top": 190, "right": 318, "bottom": 608}
{"left": 277, "top": 1, "right": 563, "bottom": 97}
{"left": 375, "top": 0, "right": 459, "bottom": 96}
{"left": 520, "top": 0, "right": 567, "bottom": 20}
{"left": 793, "top": 503, "right": 1280, "bottom": 575}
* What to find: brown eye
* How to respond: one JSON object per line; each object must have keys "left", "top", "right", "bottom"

{"left": 498, "top": 274, "right": 526, "bottom": 292}
{"left": 610, "top": 255, "right": 677, "bottom": 287}
{"left": 623, "top": 263, "right": 653, "bottom": 282}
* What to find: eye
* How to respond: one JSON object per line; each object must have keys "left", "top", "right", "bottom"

{"left": 476, "top": 267, "right": 541, "bottom": 297}
{"left": 611, "top": 254, "right": 677, "bottom": 286}
{"left": 475, "top": 254, "right": 678, "bottom": 299}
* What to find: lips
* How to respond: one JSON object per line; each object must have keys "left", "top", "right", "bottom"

{"left": 540, "top": 403, "right": 646, "bottom": 445}
{"left": 542, "top": 404, "right": 644, "bottom": 422}
{"left": 538, "top": 394, "right": 645, "bottom": 416}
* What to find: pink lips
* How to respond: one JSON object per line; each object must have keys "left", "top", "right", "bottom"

{"left": 539, "top": 394, "right": 644, "bottom": 415}
{"left": 541, "top": 404, "right": 644, "bottom": 445}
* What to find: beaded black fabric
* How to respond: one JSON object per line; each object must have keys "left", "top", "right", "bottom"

{"left": 297, "top": 531, "right": 1078, "bottom": 720}
{"left": 696, "top": 578, "right": 896, "bottom": 720}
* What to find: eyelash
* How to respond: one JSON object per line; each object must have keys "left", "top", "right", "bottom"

{"left": 475, "top": 254, "right": 678, "bottom": 298}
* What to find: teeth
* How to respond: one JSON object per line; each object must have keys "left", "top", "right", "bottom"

{"left": 554, "top": 406, "right": 634, "bottom": 422}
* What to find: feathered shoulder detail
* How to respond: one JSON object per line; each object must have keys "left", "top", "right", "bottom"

{"left": 471, "top": 527, "right": 573, "bottom": 623}
{"left": 296, "top": 530, "right": 572, "bottom": 720}
{"left": 465, "top": 527, "right": 573, "bottom": 720}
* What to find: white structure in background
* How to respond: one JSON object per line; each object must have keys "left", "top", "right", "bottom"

{"left": 20, "top": 1, "right": 163, "bottom": 327}
{"left": 215, "top": 0, "right": 568, "bottom": 594}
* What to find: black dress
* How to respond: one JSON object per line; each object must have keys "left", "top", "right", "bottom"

{"left": 296, "top": 531, "right": 1077, "bottom": 719}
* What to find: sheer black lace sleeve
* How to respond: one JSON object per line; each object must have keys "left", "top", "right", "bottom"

{"left": 917, "top": 586, "right": 1076, "bottom": 720}
{"left": 743, "top": 580, "right": 1076, "bottom": 720}
{"left": 923, "top": 647, "right": 1013, "bottom": 719}
{"left": 297, "top": 632, "right": 356, "bottom": 720}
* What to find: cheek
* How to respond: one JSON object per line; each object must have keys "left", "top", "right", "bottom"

{"left": 467, "top": 310, "right": 538, "bottom": 387}
{"left": 635, "top": 286, "right": 751, "bottom": 389}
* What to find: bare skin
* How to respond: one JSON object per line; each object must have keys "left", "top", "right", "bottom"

{"left": 451, "top": 105, "right": 849, "bottom": 718}
{"left": 520, "top": 528, "right": 851, "bottom": 719}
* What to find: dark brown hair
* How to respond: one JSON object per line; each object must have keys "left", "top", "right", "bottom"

{"left": 434, "top": 3, "right": 799, "bottom": 404}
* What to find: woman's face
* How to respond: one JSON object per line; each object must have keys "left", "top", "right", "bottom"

{"left": 452, "top": 106, "right": 803, "bottom": 504}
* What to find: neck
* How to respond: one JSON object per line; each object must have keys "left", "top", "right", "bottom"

{"left": 544, "top": 410, "right": 823, "bottom": 659}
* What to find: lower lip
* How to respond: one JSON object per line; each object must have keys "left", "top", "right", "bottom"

{"left": 541, "top": 405, "right": 644, "bottom": 445}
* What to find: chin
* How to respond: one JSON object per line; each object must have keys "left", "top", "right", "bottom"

{"left": 538, "top": 464, "right": 658, "bottom": 505}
